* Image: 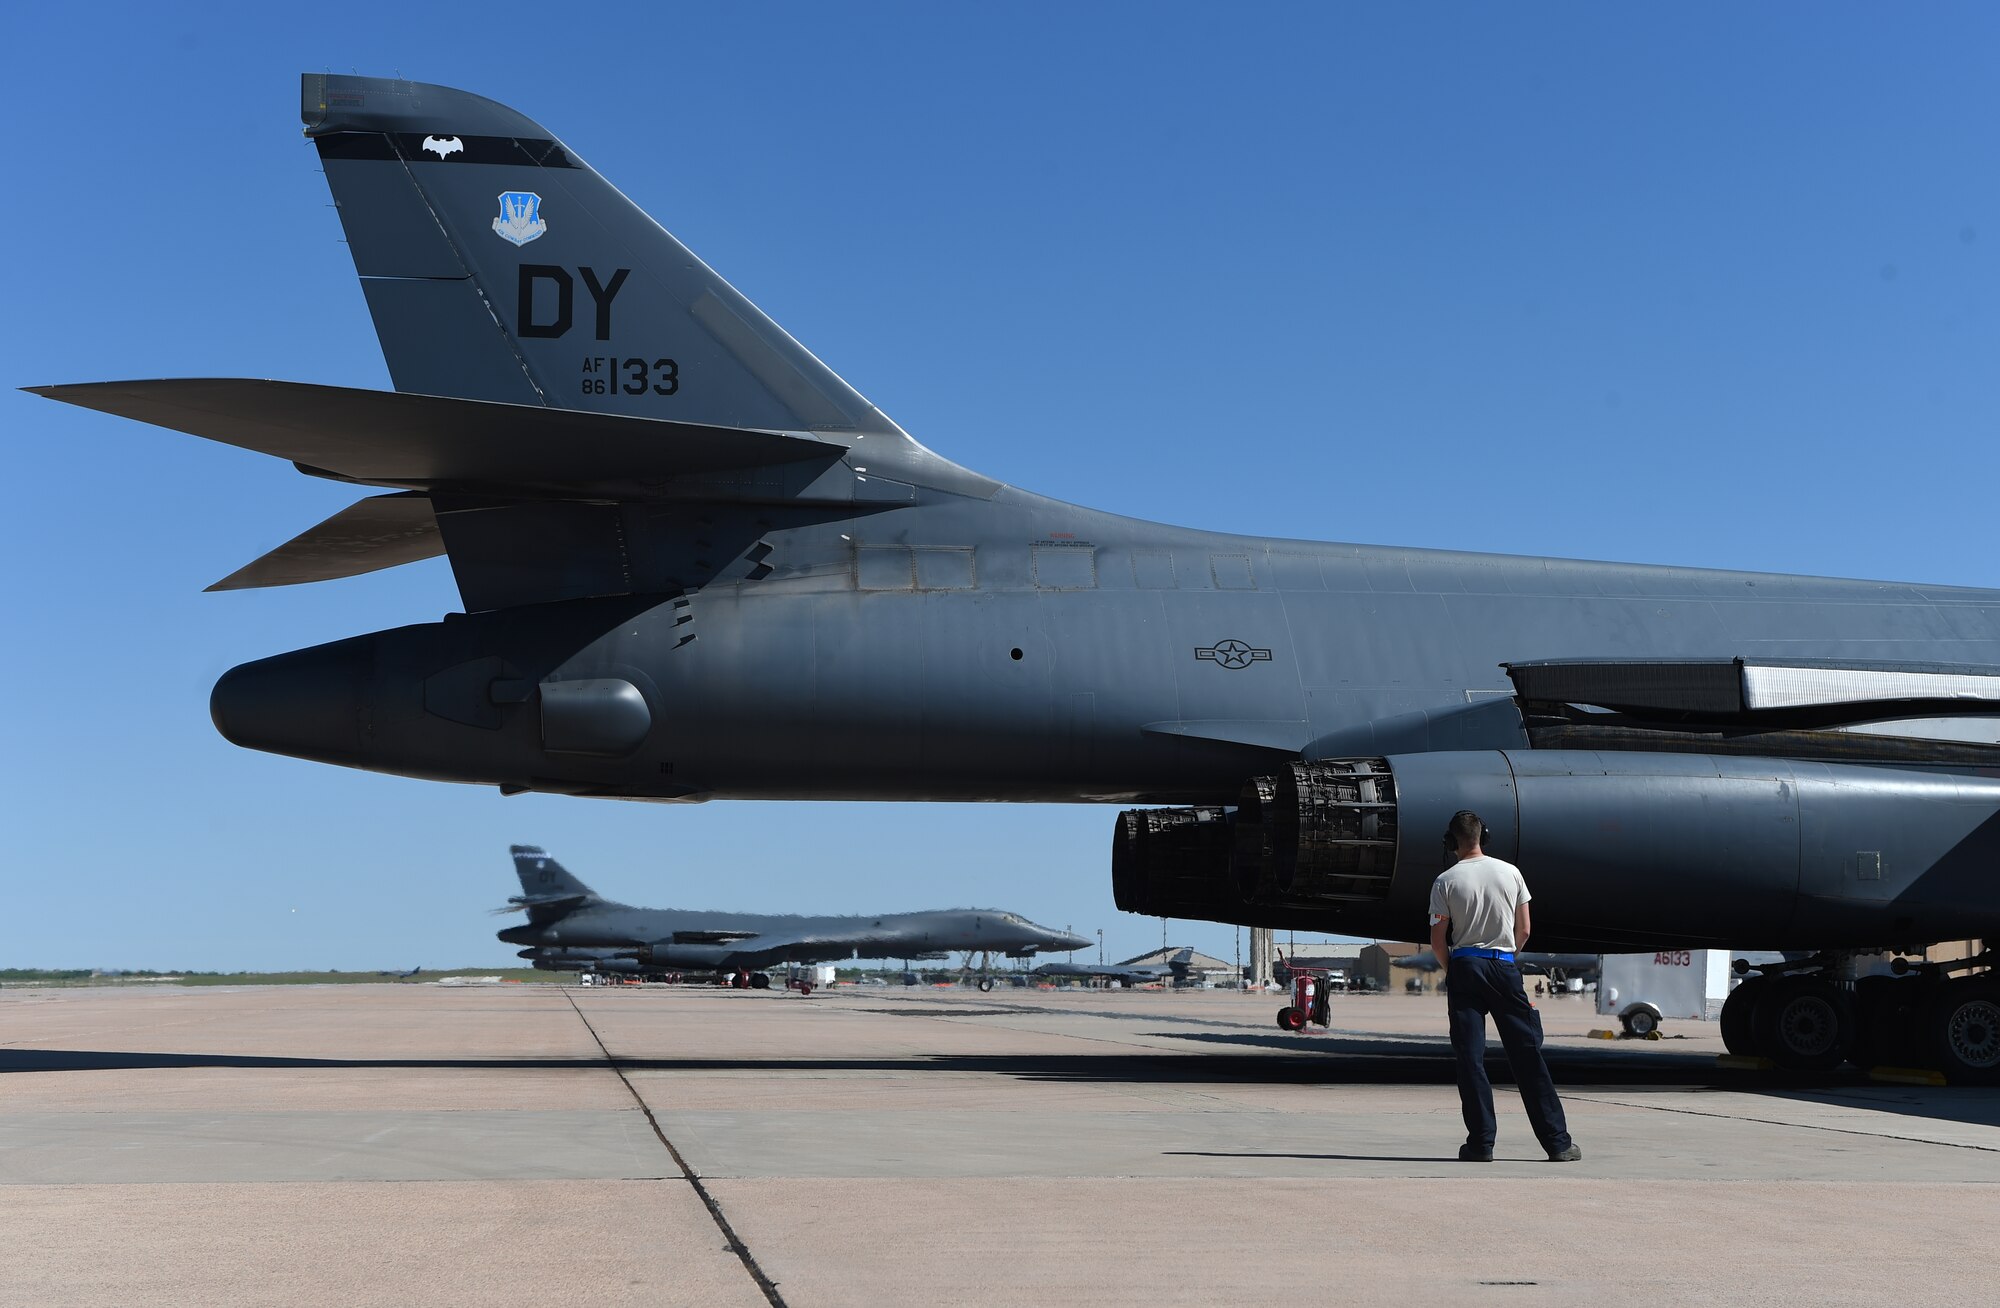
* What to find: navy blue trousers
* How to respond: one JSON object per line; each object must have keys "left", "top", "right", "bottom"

{"left": 1446, "top": 956, "right": 1573, "bottom": 1153}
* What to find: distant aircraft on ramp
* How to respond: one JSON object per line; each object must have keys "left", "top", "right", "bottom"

{"left": 1032, "top": 948, "right": 1194, "bottom": 987}
{"left": 499, "top": 846, "right": 1089, "bottom": 989}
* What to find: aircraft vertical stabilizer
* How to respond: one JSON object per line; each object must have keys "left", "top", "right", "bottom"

{"left": 509, "top": 845, "right": 598, "bottom": 919}
{"left": 302, "top": 73, "right": 901, "bottom": 437}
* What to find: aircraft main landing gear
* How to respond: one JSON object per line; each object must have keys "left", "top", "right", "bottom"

{"left": 1722, "top": 950, "right": 1998, "bottom": 1082}
{"left": 1928, "top": 978, "right": 2000, "bottom": 1085}
{"left": 1750, "top": 976, "right": 1847, "bottom": 1071}
{"left": 1719, "top": 974, "right": 1763, "bottom": 1057}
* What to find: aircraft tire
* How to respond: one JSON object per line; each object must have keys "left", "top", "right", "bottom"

{"left": 1720, "top": 976, "right": 1767, "bottom": 1056}
{"left": 1751, "top": 977, "right": 1847, "bottom": 1071}
{"left": 1926, "top": 978, "right": 2000, "bottom": 1086}
{"left": 750, "top": 972, "right": 771, "bottom": 990}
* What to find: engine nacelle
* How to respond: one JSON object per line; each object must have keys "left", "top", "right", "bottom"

{"left": 1234, "top": 758, "right": 1401, "bottom": 905}
{"left": 1115, "top": 750, "right": 2000, "bottom": 950}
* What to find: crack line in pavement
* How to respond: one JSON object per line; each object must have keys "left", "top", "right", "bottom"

{"left": 561, "top": 988, "right": 788, "bottom": 1307}
{"left": 1566, "top": 1094, "right": 2000, "bottom": 1154}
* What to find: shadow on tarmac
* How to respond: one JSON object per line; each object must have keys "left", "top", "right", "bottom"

{"left": 1148, "top": 1029, "right": 1727, "bottom": 1083}
{"left": 6, "top": 1040, "right": 1991, "bottom": 1130}
{"left": 1718, "top": 1085, "right": 2000, "bottom": 1133}
{"left": 0, "top": 1041, "right": 1862, "bottom": 1092}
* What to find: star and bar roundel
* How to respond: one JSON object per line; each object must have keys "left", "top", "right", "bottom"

{"left": 1195, "top": 639, "right": 1273, "bottom": 670}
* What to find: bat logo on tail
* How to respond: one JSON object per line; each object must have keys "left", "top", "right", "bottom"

{"left": 421, "top": 135, "right": 465, "bottom": 159}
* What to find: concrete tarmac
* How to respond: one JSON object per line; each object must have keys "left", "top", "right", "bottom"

{"left": 2, "top": 981, "right": 1994, "bottom": 1306}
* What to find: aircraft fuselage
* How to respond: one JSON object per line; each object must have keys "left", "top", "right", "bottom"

{"left": 213, "top": 486, "right": 2000, "bottom": 805}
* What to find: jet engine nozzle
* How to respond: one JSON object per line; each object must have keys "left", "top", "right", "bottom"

{"left": 1112, "top": 806, "right": 1267, "bottom": 923}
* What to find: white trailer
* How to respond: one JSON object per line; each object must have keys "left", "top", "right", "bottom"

{"left": 785, "top": 963, "right": 838, "bottom": 991}
{"left": 1596, "top": 950, "right": 1732, "bottom": 1035}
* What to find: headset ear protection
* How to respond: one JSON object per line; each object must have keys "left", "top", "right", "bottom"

{"left": 1441, "top": 811, "right": 1493, "bottom": 857}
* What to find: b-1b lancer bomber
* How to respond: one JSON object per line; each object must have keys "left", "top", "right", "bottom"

{"left": 501, "top": 846, "right": 1089, "bottom": 989}
{"left": 30, "top": 74, "right": 2000, "bottom": 1080}
{"left": 1032, "top": 949, "right": 1196, "bottom": 988}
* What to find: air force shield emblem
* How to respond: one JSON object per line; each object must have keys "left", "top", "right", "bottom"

{"left": 492, "top": 191, "right": 547, "bottom": 246}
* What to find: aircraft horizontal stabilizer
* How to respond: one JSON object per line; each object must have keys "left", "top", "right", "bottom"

{"left": 208, "top": 492, "right": 442, "bottom": 591}
{"left": 492, "top": 893, "right": 588, "bottom": 915}
{"left": 28, "top": 379, "right": 841, "bottom": 497}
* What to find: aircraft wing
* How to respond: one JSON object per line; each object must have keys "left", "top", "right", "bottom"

{"left": 710, "top": 927, "right": 936, "bottom": 966}
{"left": 1507, "top": 657, "right": 2000, "bottom": 726}
{"left": 1506, "top": 657, "right": 2000, "bottom": 763}
{"left": 671, "top": 930, "right": 761, "bottom": 945}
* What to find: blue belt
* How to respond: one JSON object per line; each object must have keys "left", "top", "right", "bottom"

{"left": 1450, "top": 948, "right": 1514, "bottom": 961}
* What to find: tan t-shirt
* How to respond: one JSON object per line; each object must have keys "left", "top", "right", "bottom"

{"left": 1427, "top": 854, "right": 1532, "bottom": 952}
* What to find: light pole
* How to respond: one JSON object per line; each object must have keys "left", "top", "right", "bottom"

{"left": 1097, "top": 928, "right": 1104, "bottom": 964}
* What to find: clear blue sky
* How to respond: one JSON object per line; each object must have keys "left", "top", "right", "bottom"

{"left": 4, "top": 5, "right": 1996, "bottom": 970}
